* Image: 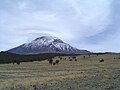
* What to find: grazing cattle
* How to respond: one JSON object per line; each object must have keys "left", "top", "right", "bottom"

{"left": 53, "top": 62, "right": 56, "bottom": 65}
{"left": 12, "top": 60, "right": 20, "bottom": 65}
{"left": 49, "top": 58, "right": 53, "bottom": 65}
{"left": 99, "top": 59, "right": 104, "bottom": 62}
{"left": 55, "top": 60, "right": 60, "bottom": 64}
{"left": 12, "top": 60, "right": 16, "bottom": 64}
{"left": 83, "top": 56, "right": 85, "bottom": 59}
{"left": 60, "top": 57, "right": 62, "bottom": 60}
{"left": 16, "top": 62, "right": 20, "bottom": 65}
{"left": 75, "top": 59, "right": 77, "bottom": 61}
{"left": 72, "top": 56, "right": 76, "bottom": 59}
{"left": 96, "top": 54, "right": 99, "bottom": 56}
{"left": 69, "top": 59, "right": 72, "bottom": 61}
{"left": 68, "top": 57, "right": 71, "bottom": 59}
{"left": 12, "top": 62, "right": 15, "bottom": 64}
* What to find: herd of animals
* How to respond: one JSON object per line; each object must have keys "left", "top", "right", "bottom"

{"left": 48, "top": 55, "right": 105, "bottom": 66}
{"left": 11, "top": 54, "right": 120, "bottom": 65}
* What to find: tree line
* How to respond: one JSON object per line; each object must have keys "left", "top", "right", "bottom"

{"left": 0, "top": 51, "right": 79, "bottom": 64}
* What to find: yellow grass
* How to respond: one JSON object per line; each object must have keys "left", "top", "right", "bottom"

{"left": 0, "top": 54, "right": 120, "bottom": 89}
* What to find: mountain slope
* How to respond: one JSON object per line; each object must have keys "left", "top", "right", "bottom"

{"left": 8, "top": 36, "right": 91, "bottom": 54}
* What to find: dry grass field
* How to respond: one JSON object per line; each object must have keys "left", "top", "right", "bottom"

{"left": 0, "top": 54, "right": 120, "bottom": 90}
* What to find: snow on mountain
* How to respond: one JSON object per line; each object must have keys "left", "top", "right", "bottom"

{"left": 23, "top": 36, "right": 62, "bottom": 48}
{"left": 8, "top": 36, "right": 91, "bottom": 54}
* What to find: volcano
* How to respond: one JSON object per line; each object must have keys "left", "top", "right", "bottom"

{"left": 8, "top": 36, "right": 91, "bottom": 54}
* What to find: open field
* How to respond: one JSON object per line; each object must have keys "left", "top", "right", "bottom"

{"left": 0, "top": 54, "right": 120, "bottom": 90}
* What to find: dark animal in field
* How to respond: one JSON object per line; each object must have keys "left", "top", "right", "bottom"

{"left": 99, "top": 59, "right": 104, "bottom": 62}
{"left": 72, "top": 56, "right": 76, "bottom": 59}
{"left": 55, "top": 60, "right": 60, "bottom": 64}
{"left": 48, "top": 58, "right": 53, "bottom": 65}
{"left": 68, "top": 57, "right": 71, "bottom": 59}
{"left": 16, "top": 62, "right": 20, "bottom": 65}
{"left": 60, "top": 57, "right": 62, "bottom": 60}
{"left": 12, "top": 60, "right": 17, "bottom": 64}
{"left": 69, "top": 59, "right": 72, "bottom": 61}
{"left": 75, "top": 59, "right": 77, "bottom": 61}
{"left": 12, "top": 60, "right": 20, "bottom": 65}
{"left": 53, "top": 62, "right": 56, "bottom": 65}
{"left": 83, "top": 56, "right": 85, "bottom": 59}
{"left": 12, "top": 61, "right": 15, "bottom": 64}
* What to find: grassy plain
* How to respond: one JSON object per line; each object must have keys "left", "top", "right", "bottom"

{"left": 0, "top": 54, "right": 120, "bottom": 90}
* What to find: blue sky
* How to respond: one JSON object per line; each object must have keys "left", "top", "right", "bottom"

{"left": 0, "top": 0, "right": 120, "bottom": 52}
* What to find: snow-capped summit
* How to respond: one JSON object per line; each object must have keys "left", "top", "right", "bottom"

{"left": 24, "top": 36, "right": 63, "bottom": 48}
{"left": 8, "top": 36, "right": 90, "bottom": 54}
